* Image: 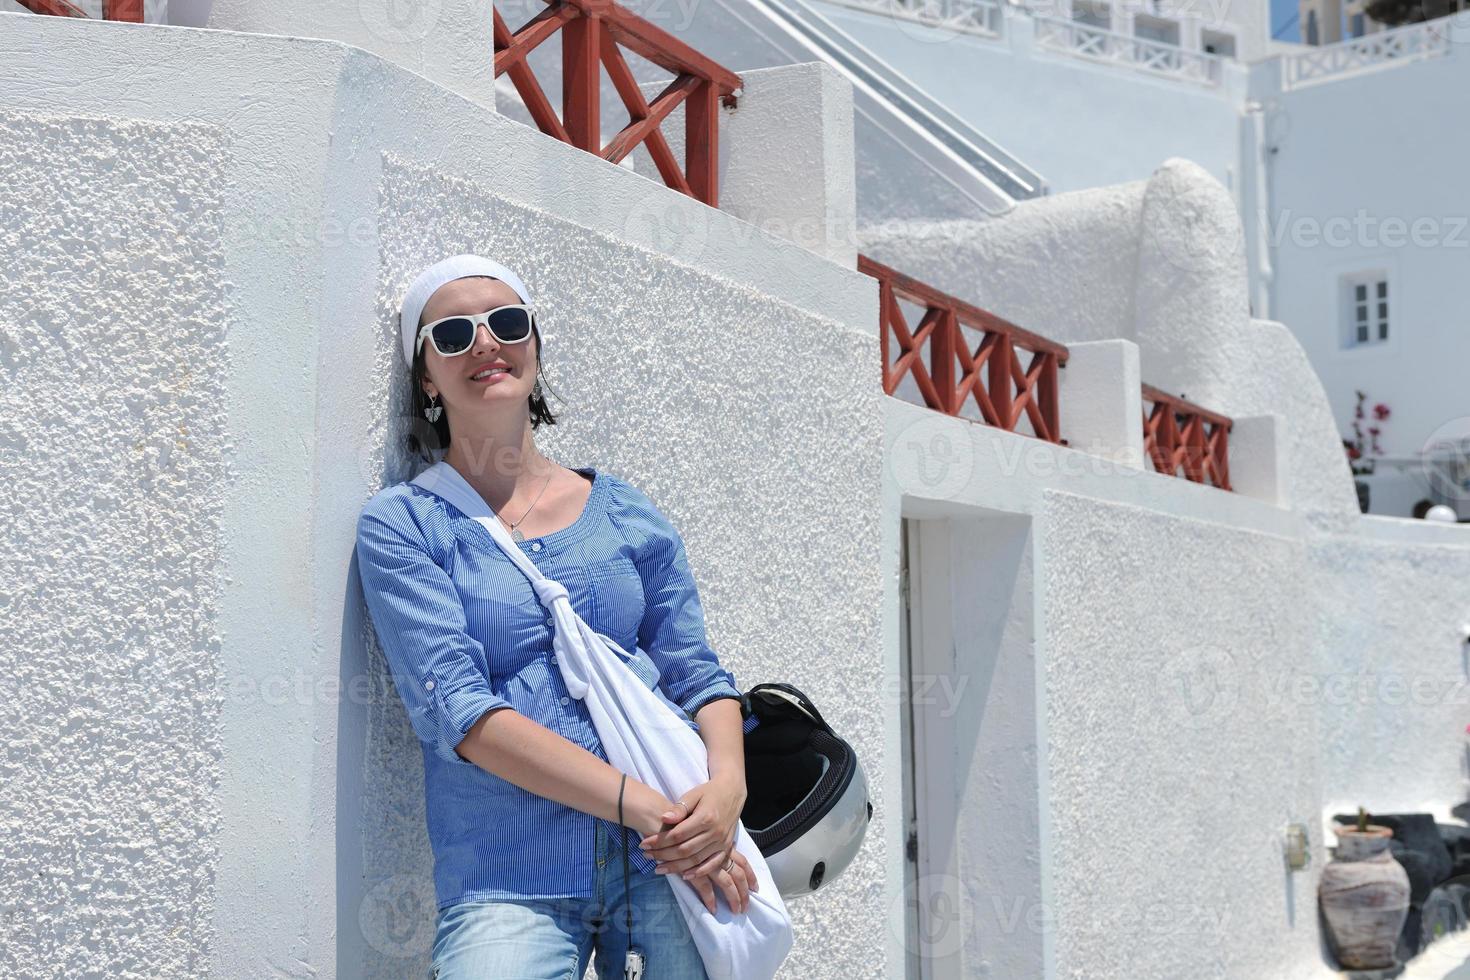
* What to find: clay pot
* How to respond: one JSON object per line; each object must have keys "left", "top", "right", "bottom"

{"left": 1319, "top": 824, "right": 1412, "bottom": 970}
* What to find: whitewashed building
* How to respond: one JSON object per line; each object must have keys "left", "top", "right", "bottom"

{"left": 2, "top": 3, "right": 1469, "bottom": 979}
{"left": 646, "top": 0, "right": 1470, "bottom": 519}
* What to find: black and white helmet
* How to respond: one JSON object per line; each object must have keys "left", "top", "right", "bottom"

{"left": 739, "top": 683, "right": 872, "bottom": 898}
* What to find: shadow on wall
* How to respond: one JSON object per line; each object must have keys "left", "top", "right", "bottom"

{"left": 340, "top": 545, "right": 444, "bottom": 978}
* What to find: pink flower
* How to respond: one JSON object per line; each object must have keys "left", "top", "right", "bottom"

{"left": 1373, "top": 403, "right": 1391, "bottom": 421}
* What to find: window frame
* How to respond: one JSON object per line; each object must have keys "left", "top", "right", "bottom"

{"left": 1339, "top": 269, "right": 1393, "bottom": 352}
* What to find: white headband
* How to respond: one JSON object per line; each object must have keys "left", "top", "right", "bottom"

{"left": 398, "top": 253, "right": 537, "bottom": 367}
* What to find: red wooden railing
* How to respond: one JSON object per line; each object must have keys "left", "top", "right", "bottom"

{"left": 860, "top": 253, "right": 1068, "bottom": 443}
{"left": 494, "top": 0, "right": 742, "bottom": 207}
{"left": 1141, "top": 384, "right": 1233, "bottom": 490}
{"left": 859, "top": 255, "right": 1236, "bottom": 491}
{"left": 13, "top": 0, "right": 143, "bottom": 19}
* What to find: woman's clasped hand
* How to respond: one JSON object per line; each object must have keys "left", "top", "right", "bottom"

{"left": 639, "top": 774, "right": 756, "bottom": 915}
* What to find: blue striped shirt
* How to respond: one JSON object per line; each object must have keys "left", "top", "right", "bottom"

{"left": 354, "top": 464, "right": 742, "bottom": 909}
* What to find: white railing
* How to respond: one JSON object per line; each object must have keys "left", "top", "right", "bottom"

{"left": 1281, "top": 17, "right": 1454, "bottom": 89}
{"left": 814, "top": 0, "right": 1231, "bottom": 86}
{"left": 1031, "top": 13, "right": 1225, "bottom": 85}
{"left": 821, "top": 0, "right": 1006, "bottom": 37}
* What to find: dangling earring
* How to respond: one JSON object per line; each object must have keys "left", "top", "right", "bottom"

{"left": 424, "top": 392, "right": 442, "bottom": 423}
{"left": 532, "top": 379, "right": 543, "bottom": 400}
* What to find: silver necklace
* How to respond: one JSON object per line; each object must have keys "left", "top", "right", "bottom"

{"left": 499, "top": 465, "right": 556, "bottom": 542}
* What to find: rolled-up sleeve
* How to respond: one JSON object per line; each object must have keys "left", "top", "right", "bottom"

{"left": 355, "top": 503, "right": 513, "bottom": 765}
{"left": 631, "top": 499, "right": 742, "bottom": 719}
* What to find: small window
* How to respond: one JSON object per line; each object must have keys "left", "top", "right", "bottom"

{"left": 1201, "top": 29, "right": 1237, "bottom": 57}
{"left": 1351, "top": 12, "right": 1365, "bottom": 36}
{"left": 1072, "top": 0, "right": 1111, "bottom": 30}
{"left": 1133, "top": 13, "right": 1181, "bottom": 46}
{"left": 1343, "top": 273, "right": 1390, "bottom": 348}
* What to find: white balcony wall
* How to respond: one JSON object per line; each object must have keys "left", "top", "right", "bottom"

{"left": 805, "top": 0, "right": 1248, "bottom": 194}
{"left": 0, "top": 13, "right": 882, "bottom": 978}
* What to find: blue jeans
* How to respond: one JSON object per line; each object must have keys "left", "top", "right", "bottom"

{"left": 429, "top": 822, "right": 709, "bottom": 980}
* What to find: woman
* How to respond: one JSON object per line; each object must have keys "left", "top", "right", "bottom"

{"left": 355, "top": 254, "right": 757, "bottom": 979}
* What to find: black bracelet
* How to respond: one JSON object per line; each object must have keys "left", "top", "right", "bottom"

{"left": 617, "top": 773, "right": 633, "bottom": 949}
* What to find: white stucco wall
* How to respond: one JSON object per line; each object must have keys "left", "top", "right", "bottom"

{"left": 6, "top": 7, "right": 1470, "bottom": 980}
{"left": 1251, "top": 45, "right": 1470, "bottom": 476}
{"left": 0, "top": 12, "right": 885, "bottom": 978}
{"left": 805, "top": 1, "right": 1249, "bottom": 196}
{"left": 874, "top": 156, "right": 1470, "bottom": 978}
{"left": 203, "top": 0, "right": 497, "bottom": 110}
{"left": 0, "top": 107, "right": 228, "bottom": 978}
{"left": 886, "top": 393, "right": 1330, "bottom": 979}
{"left": 887, "top": 402, "right": 1470, "bottom": 979}
{"left": 1313, "top": 517, "right": 1470, "bottom": 823}
{"left": 1041, "top": 488, "right": 1319, "bottom": 979}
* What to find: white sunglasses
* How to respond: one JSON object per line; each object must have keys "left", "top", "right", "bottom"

{"left": 416, "top": 304, "right": 537, "bottom": 358}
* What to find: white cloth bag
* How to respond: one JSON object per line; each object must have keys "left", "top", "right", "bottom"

{"left": 411, "top": 462, "right": 793, "bottom": 980}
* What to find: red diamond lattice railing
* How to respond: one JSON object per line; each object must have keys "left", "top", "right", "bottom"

{"left": 1141, "top": 384, "right": 1233, "bottom": 490}
{"left": 13, "top": 0, "right": 143, "bottom": 19}
{"left": 494, "top": 0, "right": 742, "bottom": 207}
{"left": 860, "top": 253, "right": 1069, "bottom": 444}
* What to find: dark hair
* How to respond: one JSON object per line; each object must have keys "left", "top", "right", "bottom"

{"left": 406, "top": 321, "right": 561, "bottom": 464}
{"left": 1412, "top": 498, "right": 1435, "bottom": 520}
